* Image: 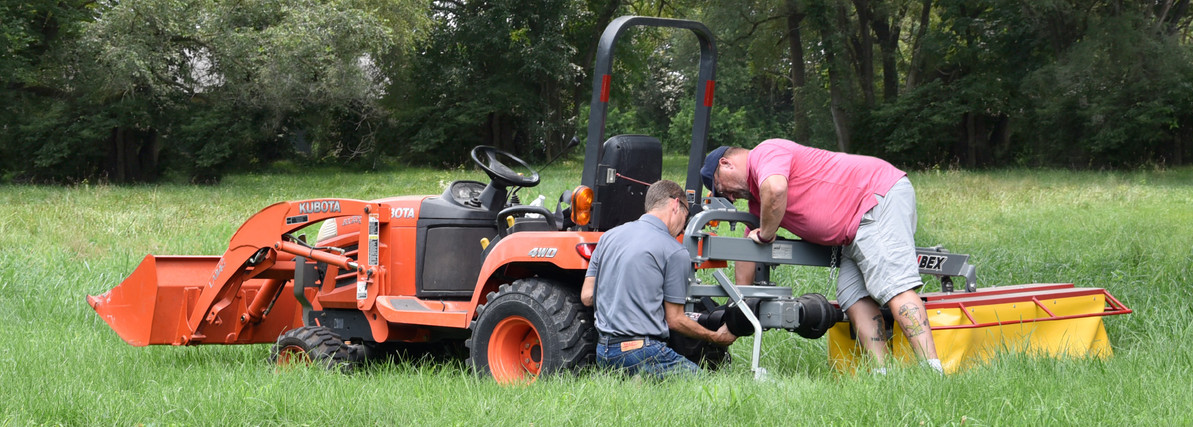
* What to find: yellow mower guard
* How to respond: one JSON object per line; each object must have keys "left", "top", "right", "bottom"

{"left": 828, "top": 283, "right": 1132, "bottom": 374}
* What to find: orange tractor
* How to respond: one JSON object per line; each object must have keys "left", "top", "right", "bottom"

{"left": 90, "top": 17, "right": 732, "bottom": 382}
{"left": 90, "top": 16, "right": 1130, "bottom": 381}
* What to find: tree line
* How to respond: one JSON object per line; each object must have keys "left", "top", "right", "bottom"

{"left": 3, "top": 0, "right": 1191, "bottom": 183}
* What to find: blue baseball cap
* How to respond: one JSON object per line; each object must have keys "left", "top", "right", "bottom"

{"left": 701, "top": 146, "right": 730, "bottom": 197}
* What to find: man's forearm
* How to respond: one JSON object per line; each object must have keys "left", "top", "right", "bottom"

{"left": 580, "top": 276, "right": 596, "bottom": 307}
{"left": 665, "top": 302, "right": 734, "bottom": 346}
{"left": 756, "top": 175, "right": 788, "bottom": 241}
{"left": 670, "top": 313, "right": 717, "bottom": 342}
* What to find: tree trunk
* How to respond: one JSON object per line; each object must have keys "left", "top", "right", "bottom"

{"left": 787, "top": 1, "right": 810, "bottom": 143}
{"left": 112, "top": 127, "right": 126, "bottom": 183}
{"left": 140, "top": 128, "right": 160, "bottom": 181}
{"left": 829, "top": 87, "right": 852, "bottom": 153}
{"left": 485, "top": 112, "right": 499, "bottom": 150}
{"left": 1175, "top": 126, "right": 1186, "bottom": 165}
{"left": 110, "top": 126, "right": 163, "bottom": 183}
{"left": 992, "top": 114, "right": 1010, "bottom": 165}
{"left": 870, "top": 2, "right": 903, "bottom": 102}
{"left": 905, "top": 0, "right": 933, "bottom": 92}
{"left": 823, "top": 29, "right": 852, "bottom": 153}
{"left": 1171, "top": 0, "right": 1190, "bottom": 37}
{"left": 849, "top": 0, "right": 876, "bottom": 107}
{"left": 489, "top": 113, "right": 516, "bottom": 154}
{"left": 966, "top": 113, "right": 976, "bottom": 167}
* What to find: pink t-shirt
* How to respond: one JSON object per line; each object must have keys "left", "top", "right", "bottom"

{"left": 747, "top": 139, "right": 905, "bottom": 245}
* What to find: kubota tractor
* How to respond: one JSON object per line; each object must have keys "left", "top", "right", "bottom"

{"left": 90, "top": 17, "right": 736, "bottom": 383}
{"left": 90, "top": 16, "right": 1130, "bottom": 381}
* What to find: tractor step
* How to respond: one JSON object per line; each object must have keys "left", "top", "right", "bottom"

{"left": 374, "top": 297, "right": 472, "bottom": 328}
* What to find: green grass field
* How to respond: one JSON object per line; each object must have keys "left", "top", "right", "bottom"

{"left": 2, "top": 159, "right": 1191, "bottom": 424}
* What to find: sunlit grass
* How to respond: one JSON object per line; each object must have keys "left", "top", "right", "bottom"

{"left": 1, "top": 161, "right": 1191, "bottom": 424}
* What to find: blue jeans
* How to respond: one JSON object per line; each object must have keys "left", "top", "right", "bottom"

{"left": 596, "top": 337, "right": 700, "bottom": 379}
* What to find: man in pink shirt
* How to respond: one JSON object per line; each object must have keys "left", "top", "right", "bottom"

{"left": 702, "top": 139, "right": 941, "bottom": 373}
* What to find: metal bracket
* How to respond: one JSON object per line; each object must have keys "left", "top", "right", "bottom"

{"left": 712, "top": 270, "right": 767, "bottom": 380}
{"left": 916, "top": 246, "right": 978, "bottom": 293}
{"left": 292, "top": 256, "right": 318, "bottom": 321}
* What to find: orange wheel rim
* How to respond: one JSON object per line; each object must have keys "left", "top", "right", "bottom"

{"left": 276, "top": 345, "right": 310, "bottom": 366}
{"left": 488, "top": 316, "right": 542, "bottom": 383}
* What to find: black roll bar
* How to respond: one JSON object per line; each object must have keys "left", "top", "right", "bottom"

{"left": 581, "top": 16, "right": 718, "bottom": 230}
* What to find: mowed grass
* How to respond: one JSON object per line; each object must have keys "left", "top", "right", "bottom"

{"left": 2, "top": 158, "right": 1191, "bottom": 424}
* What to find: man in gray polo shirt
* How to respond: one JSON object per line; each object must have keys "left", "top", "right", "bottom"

{"left": 580, "top": 180, "right": 737, "bottom": 378}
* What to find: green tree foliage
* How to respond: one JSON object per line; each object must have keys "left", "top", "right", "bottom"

{"left": 388, "top": 0, "right": 589, "bottom": 166}
{"left": 687, "top": 0, "right": 1192, "bottom": 169}
{"left": 824, "top": 0, "right": 1193, "bottom": 168}
{"left": 2, "top": 0, "right": 426, "bottom": 182}
{"left": 1021, "top": 7, "right": 1193, "bottom": 167}
{"left": 861, "top": 0, "right": 1046, "bottom": 167}
{"left": 1, "top": 0, "right": 99, "bottom": 181}
{"left": 4, "top": 0, "right": 1193, "bottom": 183}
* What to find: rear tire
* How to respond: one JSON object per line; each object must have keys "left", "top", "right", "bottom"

{"left": 270, "top": 326, "right": 355, "bottom": 373}
{"left": 466, "top": 278, "right": 595, "bottom": 383}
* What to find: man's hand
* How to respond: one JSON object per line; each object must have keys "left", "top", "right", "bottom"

{"left": 710, "top": 324, "right": 738, "bottom": 347}
{"left": 747, "top": 228, "right": 776, "bottom": 244}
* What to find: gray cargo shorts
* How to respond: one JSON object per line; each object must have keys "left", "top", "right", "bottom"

{"left": 836, "top": 177, "right": 922, "bottom": 311}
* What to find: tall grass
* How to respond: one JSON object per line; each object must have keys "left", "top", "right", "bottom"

{"left": 1, "top": 160, "right": 1190, "bottom": 424}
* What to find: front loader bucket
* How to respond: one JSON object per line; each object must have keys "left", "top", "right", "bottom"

{"left": 88, "top": 255, "right": 303, "bottom": 346}
{"left": 827, "top": 283, "right": 1132, "bottom": 374}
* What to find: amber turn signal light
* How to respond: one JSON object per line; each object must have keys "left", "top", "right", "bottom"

{"left": 570, "top": 185, "right": 593, "bottom": 226}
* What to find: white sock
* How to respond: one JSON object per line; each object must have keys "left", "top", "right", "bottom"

{"left": 925, "top": 358, "right": 943, "bottom": 373}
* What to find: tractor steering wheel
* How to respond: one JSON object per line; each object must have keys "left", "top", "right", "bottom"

{"left": 471, "top": 146, "right": 540, "bottom": 188}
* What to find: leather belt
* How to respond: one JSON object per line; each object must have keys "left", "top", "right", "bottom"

{"left": 598, "top": 334, "right": 664, "bottom": 345}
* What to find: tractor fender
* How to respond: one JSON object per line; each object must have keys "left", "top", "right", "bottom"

{"left": 466, "top": 231, "right": 602, "bottom": 321}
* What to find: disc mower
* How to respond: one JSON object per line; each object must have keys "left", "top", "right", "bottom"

{"left": 89, "top": 16, "right": 1131, "bottom": 382}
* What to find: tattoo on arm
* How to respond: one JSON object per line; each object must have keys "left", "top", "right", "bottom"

{"left": 898, "top": 303, "right": 930, "bottom": 338}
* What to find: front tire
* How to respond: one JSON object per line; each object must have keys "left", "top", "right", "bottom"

{"left": 466, "top": 278, "right": 595, "bottom": 383}
{"left": 270, "top": 326, "right": 355, "bottom": 373}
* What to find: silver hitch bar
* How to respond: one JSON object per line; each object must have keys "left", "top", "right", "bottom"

{"left": 682, "top": 197, "right": 979, "bottom": 378}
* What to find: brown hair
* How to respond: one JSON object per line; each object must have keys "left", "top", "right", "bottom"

{"left": 644, "top": 180, "right": 685, "bottom": 211}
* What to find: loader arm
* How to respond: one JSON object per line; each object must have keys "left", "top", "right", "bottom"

{"left": 89, "top": 198, "right": 384, "bottom": 346}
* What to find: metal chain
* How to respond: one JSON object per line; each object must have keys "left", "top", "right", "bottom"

{"left": 827, "top": 246, "right": 840, "bottom": 288}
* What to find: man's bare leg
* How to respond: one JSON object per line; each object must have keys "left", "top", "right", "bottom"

{"left": 888, "top": 290, "right": 939, "bottom": 360}
{"left": 845, "top": 297, "right": 891, "bottom": 366}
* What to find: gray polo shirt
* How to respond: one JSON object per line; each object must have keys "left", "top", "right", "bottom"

{"left": 585, "top": 213, "right": 691, "bottom": 339}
